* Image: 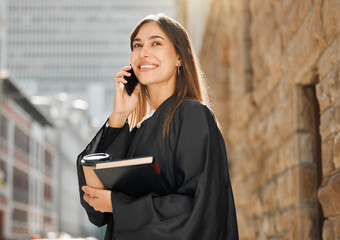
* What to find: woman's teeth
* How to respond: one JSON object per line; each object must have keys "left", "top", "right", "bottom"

{"left": 140, "top": 65, "right": 157, "bottom": 69}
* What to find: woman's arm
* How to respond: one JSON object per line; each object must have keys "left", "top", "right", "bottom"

{"left": 76, "top": 121, "right": 132, "bottom": 226}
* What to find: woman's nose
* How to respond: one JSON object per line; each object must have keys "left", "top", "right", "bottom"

{"left": 139, "top": 45, "right": 150, "bottom": 58}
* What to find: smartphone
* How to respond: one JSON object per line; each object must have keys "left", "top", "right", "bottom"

{"left": 123, "top": 68, "right": 139, "bottom": 96}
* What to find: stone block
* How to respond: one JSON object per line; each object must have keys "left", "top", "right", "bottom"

{"left": 278, "top": 1, "right": 301, "bottom": 49}
{"left": 274, "top": 0, "right": 296, "bottom": 30}
{"left": 322, "top": 219, "right": 335, "bottom": 240}
{"left": 236, "top": 209, "right": 256, "bottom": 239}
{"left": 295, "top": 86, "right": 315, "bottom": 132}
{"left": 278, "top": 134, "right": 299, "bottom": 172}
{"left": 298, "top": 0, "right": 315, "bottom": 21}
{"left": 266, "top": 113, "right": 283, "bottom": 151}
{"left": 264, "top": 150, "right": 280, "bottom": 181}
{"left": 318, "top": 172, "right": 340, "bottom": 217}
{"left": 277, "top": 168, "right": 299, "bottom": 209}
{"left": 276, "top": 92, "right": 296, "bottom": 141}
{"left": 259, "top": 86, "right": 279, "bottom": 118}
{"left": 321, "top": 137, "right": 335, "bottom": 177}
{"left": 299, "top": 165, "right": 318, "bottom": 204}
{"left": 258, "top": 215, "right": 276, "bottom": 239}
{"left": 316, "top": 38, "right": 340, "bottom": 113}
{"left": 317, "top": 38, "right": 338, "bottom": 81}
{"left": 283, "top": 5, "right": 326, "bottom": 80}
{"left": 297, "top": 132, "right": 314, "bottom": 165}
{"left": 316, "top": 80, "right": 332, "bottom": 115}
{"left": 320, "top": 107, "right": 336, "bottom": 140}
{"left": 275, "top": 208, "right": 299, "bottom": 239}
{"left": 247, "top": 114, "right": 267, "bottom": 150}
{"left": 230, "top": 94, "right": 255, "bottom": 128}
{"left": 299, "top": 206, "right": 320, "bottom": 240}
{"left": 264, "top": 33, "right": 284, "bottom": 85}
{"left": 336, "top": 101, "right": 340, "bottom": 132}
{"left": 261, "top": 180, "right": 277, "bottom": 213}
{"left": 334, "top": 216, "right": 340, "bottom": 238}
{"left": 252, "top": 76, "right": 269, "bottom": 107}
{"left": 334, "top": 133, "right": 340, "bottom": 169}
{"left": 322, "top": 0, "right": 340, "bottom": 43}
{"left": 229, "top": 70, "right": 247, "bottom": 102}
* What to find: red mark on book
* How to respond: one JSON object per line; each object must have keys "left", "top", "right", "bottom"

{"left": 153, "top": 161, "right": 160, "bottom": 174}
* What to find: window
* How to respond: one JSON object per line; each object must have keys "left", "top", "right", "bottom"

{"left": 13, "top": 168, "right": 28, "bottom": 203}
{"left": 44, "top": 183, "right": 52, "bottom": 208}
{"left": 12, "top": 208, "right": 28, "bottom": 223}
{"left": 14, "top": 127, "right": 29, "bottom": 154}
{"left": 0, "top": 159, "right": 7, "bottom": 188}
{"left": 45, "top": 150, "right": 52, "bottom": 176}
{"left": 0, "top": 116, "right": 7, "bottom": 139}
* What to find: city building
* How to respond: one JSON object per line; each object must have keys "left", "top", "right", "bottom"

{"left": 0, "top": 0, "right": 6, "bottom": 71}
{"left": 0, "top": 72, "right": 58, "bottom": 239}
{"left": 4, "top": 0, "right": 177, "bottom": 124}
{"left": 0, "top": 72, "right": 98, "bottom": 239}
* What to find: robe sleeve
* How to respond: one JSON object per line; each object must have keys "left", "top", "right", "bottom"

{"left": 76, "top": 121, "right": 132, "bottom": 227}
{"left": 110, "top": 101, "right": 239, "bottom": 240}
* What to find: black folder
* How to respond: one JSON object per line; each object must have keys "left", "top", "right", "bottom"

{"left": 94, "top": 156, "right": 172, "bottom": 197}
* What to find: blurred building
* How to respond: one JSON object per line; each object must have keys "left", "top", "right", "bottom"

{"left": 4, "top": 0, "right": 177, "bottom": 124}
{"left": 0, "top": 0, "right": 7, "bottom": 70}
{"left": 176, "top": 0, "right": 212, "bottom": 55}
{"left": 0, "top": 73, "right": 57, "bottom": 239}
{"left": 37, "top": 93, "right": 100, "bottom": 238}
{"left": 0, "top": 72, "right": 98, "bottom": 239}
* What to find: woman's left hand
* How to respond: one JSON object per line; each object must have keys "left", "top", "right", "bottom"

{"left": 82, "top": 186, "right": 113, "bottom": 213}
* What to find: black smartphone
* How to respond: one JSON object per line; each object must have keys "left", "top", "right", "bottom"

{"left": 123, "top": 68, "right": 139, "bottom": 96}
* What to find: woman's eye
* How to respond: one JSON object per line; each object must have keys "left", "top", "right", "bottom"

{"left": 133, "top": 43, "right": 142, "bottom": 48}
{"left": 152, "top": 42, "right": 161, "bottom": 46}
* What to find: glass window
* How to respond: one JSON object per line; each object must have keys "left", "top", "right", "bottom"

{"left": 0, "top": 159, "right": 7, "bottom": 189}
{"left": 45, "top": 150, "right": 52, "bottom": 177}
{"left": 14, "top": 127, "right": 29, "bottom": 154}
{"left": 13, "top": 168, "right": 29, "bottom": 203}
{"left": 12, "top": 208, "right": 28, "bottom": 223}
{"left": 0, "top": 116, "right": 7, "bottom": 139}
{"left": 44, "top": 183, "right": 52, "bottom": 208}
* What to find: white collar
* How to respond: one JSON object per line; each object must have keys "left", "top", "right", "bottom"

{"left": 136, "top": 110, "right": 156, "bottom": 128}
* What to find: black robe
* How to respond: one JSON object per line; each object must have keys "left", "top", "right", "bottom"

{"left": 76, "top": 95, "right": 239, "bottom": 240}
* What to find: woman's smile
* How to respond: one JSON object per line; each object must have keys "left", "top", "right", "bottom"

{"left": 139, "top": 63, "right": 159, "bottom": 71}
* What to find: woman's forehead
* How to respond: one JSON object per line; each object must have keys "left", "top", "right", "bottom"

{"left": 134, "top": 22, "right": 168, "bottom": 41}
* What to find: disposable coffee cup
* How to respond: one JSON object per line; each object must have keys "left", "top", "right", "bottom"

{"left": 81, "top": 153, "right": 110, "bottom": 189}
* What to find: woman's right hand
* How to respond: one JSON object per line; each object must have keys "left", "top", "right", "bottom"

{"left": 109, "top": 65, "right": 141, "bottom": 128}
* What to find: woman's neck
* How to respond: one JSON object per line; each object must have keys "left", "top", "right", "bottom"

{"left": 147, "top": 83, "right": 176, "bottom": 110}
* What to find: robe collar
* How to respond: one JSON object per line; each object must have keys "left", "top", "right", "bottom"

{"left": 141, "top": 94, "right": 177, "bottom": 126}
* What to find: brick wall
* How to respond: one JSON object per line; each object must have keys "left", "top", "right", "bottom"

{"left": 199, "top": 0, "right": 340, "bottom": 239}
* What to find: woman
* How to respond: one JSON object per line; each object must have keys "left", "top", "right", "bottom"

{"left": 77, "top": 14, "right": 238, "bottom": 240}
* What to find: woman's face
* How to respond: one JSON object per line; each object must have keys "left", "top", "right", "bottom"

{"left": 130, "top": 21, "right": 180, "bottom": 88}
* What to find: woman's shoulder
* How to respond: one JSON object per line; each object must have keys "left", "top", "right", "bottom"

{"left": 175, "top": 98, "right": 215, "bottom": 122}
{"left": 178, "top": 98, "right": 212, "bottom": 113}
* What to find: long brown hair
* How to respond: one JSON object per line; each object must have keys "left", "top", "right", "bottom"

{"left": 128, "top": 14, "right": 208, "bottom": 137}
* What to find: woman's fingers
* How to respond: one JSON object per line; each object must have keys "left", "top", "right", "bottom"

{"left": 82, "top": 186, "right": 113, "bottom": 212}
{"left": 132, "top": 83, "right": 141, "bottom": 97}
{"left": 115, "top": 64, "right": 134, "bottom": 78}
{"left": 82, "top": 186, "right": 96, "bottom": 197}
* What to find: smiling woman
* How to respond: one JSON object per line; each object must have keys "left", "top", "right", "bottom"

{"left": 76, "top": 13, "right": 239, "bottom": 240}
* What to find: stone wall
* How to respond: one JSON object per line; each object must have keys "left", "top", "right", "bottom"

{"left": 198, "top": 0, "right": 340, "bottom": 239}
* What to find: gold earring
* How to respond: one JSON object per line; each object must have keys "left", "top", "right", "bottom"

{"left": 177, "top": 65, "right": 180, "bottom": 76}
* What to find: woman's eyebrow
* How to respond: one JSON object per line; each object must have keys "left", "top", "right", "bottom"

{"left": 132, "top": 35, "right": 165, "bottom": 43}
{"left": 149, "top": 35, "right": 165, "bottom": 40}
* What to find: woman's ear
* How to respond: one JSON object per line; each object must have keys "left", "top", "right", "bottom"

{"left": 177, "top": 56, "right": 181, "bottom": 67}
